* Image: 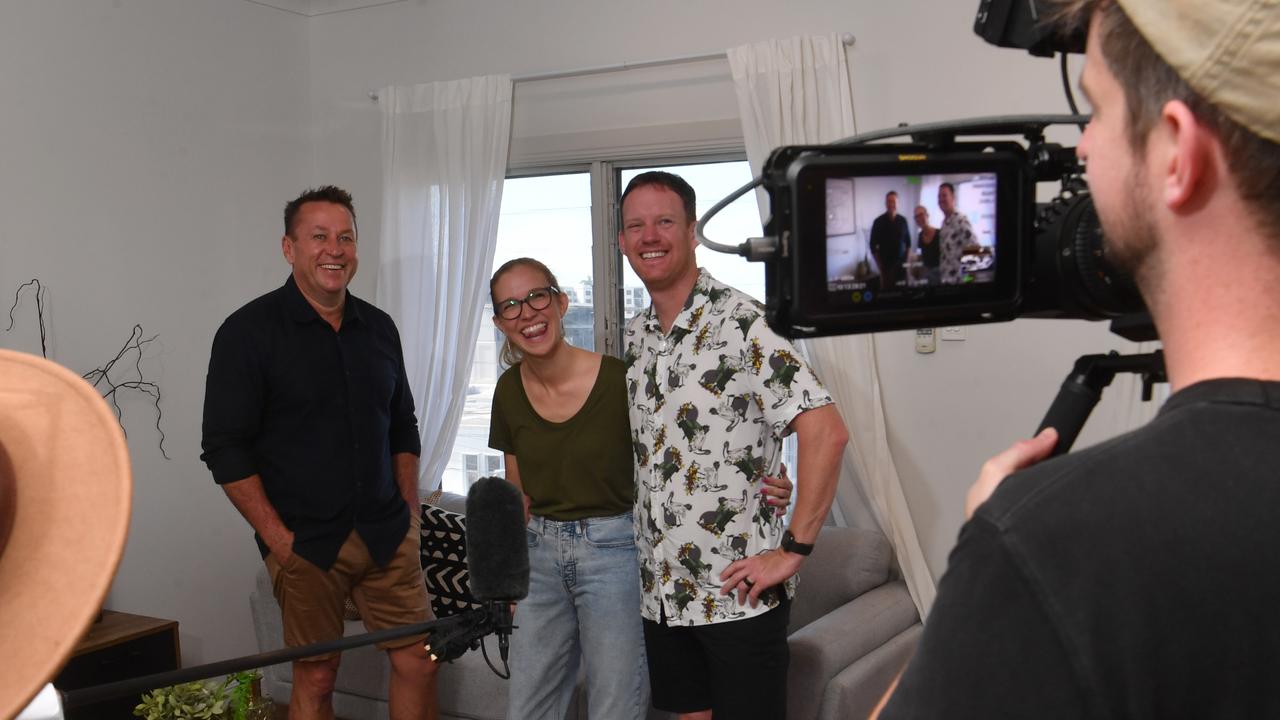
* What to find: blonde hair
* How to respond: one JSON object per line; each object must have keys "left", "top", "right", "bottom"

{"left": 490, "top": 257, "right": 563, "bottom": 367}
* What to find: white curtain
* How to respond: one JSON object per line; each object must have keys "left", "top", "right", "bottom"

{"left": 377, "top": 75, "right": 513, "bottom": 493}
{"left": 729, "top": 35, "right": 936, "bottom": 616}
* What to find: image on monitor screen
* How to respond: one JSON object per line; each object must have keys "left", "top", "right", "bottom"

{"left": 826, "top": 172, "right": 998, "bottom": 296}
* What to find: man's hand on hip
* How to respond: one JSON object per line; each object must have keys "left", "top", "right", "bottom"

{"left": 719, "top": 549, "right": 804, "bottom": 608}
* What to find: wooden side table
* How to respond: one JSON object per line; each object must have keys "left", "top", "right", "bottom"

{"left": 56, "top": 610, "right": 181, "bottom": 719}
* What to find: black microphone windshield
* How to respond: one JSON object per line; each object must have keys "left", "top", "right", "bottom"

{"left": 464, "top": 476, "right": 530, "bottom": 602}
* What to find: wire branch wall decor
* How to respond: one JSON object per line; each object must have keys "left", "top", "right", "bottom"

{"left": 5, "top": 279, "right": 170, "bottom": 459}
{"left": 5, "top": 279, "right": 48, "bottom": 358}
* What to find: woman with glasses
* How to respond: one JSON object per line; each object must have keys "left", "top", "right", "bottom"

{"left": 486, "top": 257, "right": 790, "bottom": 719}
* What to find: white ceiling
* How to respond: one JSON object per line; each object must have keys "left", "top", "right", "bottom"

{"left": 244, "top": 0, "right": 409, "bottom": 17}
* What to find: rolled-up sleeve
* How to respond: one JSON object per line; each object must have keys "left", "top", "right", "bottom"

{"left": 386, "top": 323, "right": 421, "bottom": 458}
{"left": 200, "top": 319, "right": 263, "bottom": 484}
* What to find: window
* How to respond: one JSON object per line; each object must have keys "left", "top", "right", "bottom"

{"left": 460, "top": 452, "right": 506, "bottom": 486}
{"left": 439, "top": 158, "right": 795, "bottom": 496}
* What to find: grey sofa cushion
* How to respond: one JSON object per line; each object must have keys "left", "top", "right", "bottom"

{"left": 788, "top": 581, "right": 920, "bottom": 720}
{"left": 819, "top": 623, "right": 923, "bottom": 720}
{"left": 432, "top": 491, "right": 468, "bottom": 514}
{"left": 789, "top": 525, "right": 892, "bottom": 633}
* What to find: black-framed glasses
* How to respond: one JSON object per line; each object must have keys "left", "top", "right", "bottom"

{"left": 495, "top": 286, "right": 559, "bottom": 320}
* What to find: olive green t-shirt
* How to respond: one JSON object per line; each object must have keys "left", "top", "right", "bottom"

{"left": 488, "top": 355, "right": 633, "bottom": 520}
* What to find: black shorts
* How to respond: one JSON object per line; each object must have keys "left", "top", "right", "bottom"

{"left": 642, "top": 597, "right": 790, "bottom": 719}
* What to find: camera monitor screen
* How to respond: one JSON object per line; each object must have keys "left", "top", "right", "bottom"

{"left": 824, "top": 172, "right": 998, "bottom": 302}
{"left": 762, "top": 143, "right": 1029, "bottom": 337}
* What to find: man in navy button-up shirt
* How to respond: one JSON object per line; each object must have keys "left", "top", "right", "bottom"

{"left": 202, "top": 186, "right": 438, "bottom": 719}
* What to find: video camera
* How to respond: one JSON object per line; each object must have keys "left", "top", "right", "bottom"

{"left": 710, "top": 0, "right": 1150, "bottom": 341}
{"left": 757, "top": 117, "right": 1146, "bottom": 339}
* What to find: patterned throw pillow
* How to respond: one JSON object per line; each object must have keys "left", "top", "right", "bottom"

{"left": 342, "top": 596, "right": 362, "bottom": 621}
{"left": 420, "top": 504, "right": 481, "bottom": 617}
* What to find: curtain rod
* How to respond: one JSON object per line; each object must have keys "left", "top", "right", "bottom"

{"left": 368, "top": 32, "right": 855, "bottom": 103}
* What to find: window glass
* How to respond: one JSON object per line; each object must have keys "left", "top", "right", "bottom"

{"left": 440, "top": 173, "right": 592, "bottom": 495}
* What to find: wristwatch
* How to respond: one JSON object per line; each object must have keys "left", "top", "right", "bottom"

{"left": 780, "top": 529, "right": 814, "bottom": 556}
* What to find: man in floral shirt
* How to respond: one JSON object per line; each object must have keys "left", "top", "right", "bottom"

{"left": 619, "top": 171, "right": 849, "bottom": 719}
{"left": 938, "top": 182, "right": 976, "bottom": 285}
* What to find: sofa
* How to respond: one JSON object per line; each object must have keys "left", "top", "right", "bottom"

{"left": 249, "top": 492, "right": 920, "bottom": 719}
{"left": 785, "top": 525, "right": 923, "bottom": 720}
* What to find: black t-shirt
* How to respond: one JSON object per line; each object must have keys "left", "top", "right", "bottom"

{"left": 488, "top": 355, "right": 633, "bottom": 521}
{"left": 882, "top": 379, "right": 1280, "bottom": 719}
{"left": 201, "top": 275, "right": 421, "bottom": 570}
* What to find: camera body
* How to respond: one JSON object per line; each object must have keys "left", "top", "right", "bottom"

{"left": 759, "top": 123, "right": 1146, "bottom": 339}
{"left": 974, "top": 0, "right": 1085, "bottom": 57}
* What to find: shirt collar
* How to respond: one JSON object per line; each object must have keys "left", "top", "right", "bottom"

{"left": 1161, "top": 377, "right": 1280, "bottom": 415}
{"left": 282, "top": 275, "right": 363, "bottom": 327}
{"left": 640, "top": 268, "right": 716, "bottom": 336}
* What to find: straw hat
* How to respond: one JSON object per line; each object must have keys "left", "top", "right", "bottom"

{"left": 0, "top": 349, "right": 132, "bottom": 719}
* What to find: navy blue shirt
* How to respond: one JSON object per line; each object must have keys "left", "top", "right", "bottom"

{"left": 201, "top": 275, "right": 421, "bottom": 570}
{"left": 870, "top": 212, "right": 910, "bottom": 264}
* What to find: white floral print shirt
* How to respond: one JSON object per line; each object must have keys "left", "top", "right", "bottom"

{"left": 623, "top": 269, "right": 833, "bottom": 626}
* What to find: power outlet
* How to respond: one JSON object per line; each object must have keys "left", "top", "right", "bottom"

{"left": 941, "top": 326, "right": 966, "bottom": 341}
{"left": 915, "top": 328, "right": 936, "bottom": 354}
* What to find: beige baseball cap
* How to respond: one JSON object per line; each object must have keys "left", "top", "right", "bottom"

{"left": 1117, "top": 0, "right": 1280, "bottom": 144}
{"left": 0, "top": 349, "right": 132, "bottom": 719}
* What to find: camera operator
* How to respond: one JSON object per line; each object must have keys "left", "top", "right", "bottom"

{"left": 876, "top": 0, "right": 1280, "bottom": 717}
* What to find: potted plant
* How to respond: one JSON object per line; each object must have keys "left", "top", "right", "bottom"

{"left": 133, "top": 671, "right": 271, "bottom": 720}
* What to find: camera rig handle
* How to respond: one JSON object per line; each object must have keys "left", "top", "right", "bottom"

{"left": 831, "top": 114, "right": 1088, "bottom": 150}
{"left": 1038, "top": 349, "right": 1167, "bottom": 456}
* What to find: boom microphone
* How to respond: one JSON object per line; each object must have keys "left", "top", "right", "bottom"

{"left": 67, "top": 478, "right": 535, "bottom": 706}
{"left": 465, "top": 476, "right": 530, "bottom": 602}
{"left": 463, "top": 476, "right": 529, "bottom": 665}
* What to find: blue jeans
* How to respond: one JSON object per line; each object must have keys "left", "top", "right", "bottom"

{"left": 507, "top": 511, "right": 649, "bottom": 720}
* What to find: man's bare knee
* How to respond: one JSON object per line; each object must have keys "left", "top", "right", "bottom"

{"left": 293, "top": 656, "right": 341, "bottom": 695}
{"left": 388, "top": 641, "right": 439, "bottom": 679}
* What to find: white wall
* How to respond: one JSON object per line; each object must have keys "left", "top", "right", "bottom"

{"left": 0, "top": 0, "right": 311, "bottom": 665}
{"left": 307, "top": 0, "right": 1150, "bottom": 583}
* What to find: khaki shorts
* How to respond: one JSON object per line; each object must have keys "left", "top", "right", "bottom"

{"left": 265, "top": 515, "right": 432, "bottom": 660}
